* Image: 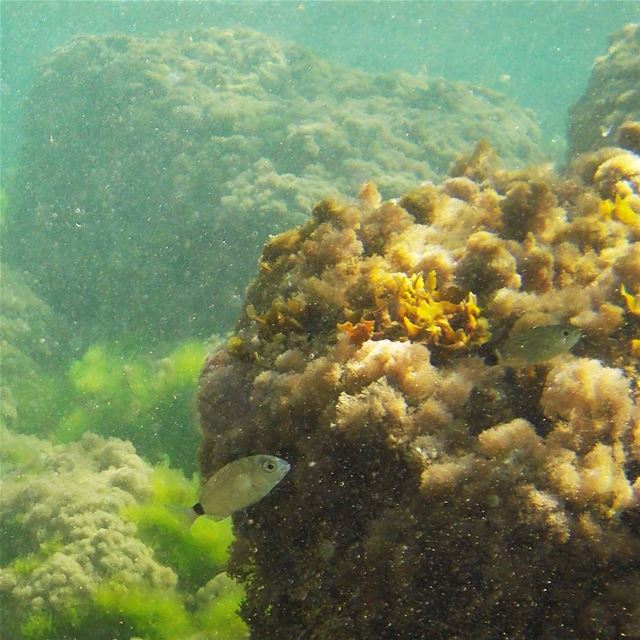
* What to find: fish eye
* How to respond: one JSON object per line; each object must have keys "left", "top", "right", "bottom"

{"left": 262, "top": 460, "right": 277, "bottom": 473}
{"left": 562, "top": 329, "right": 570, "bottom": 337}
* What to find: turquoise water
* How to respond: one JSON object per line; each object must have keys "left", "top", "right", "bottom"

{"left": 2, "top": 0, "right": 638, "bottom": 169}
{"left": 1, "top": 2, "right": 639, "bottom": 639}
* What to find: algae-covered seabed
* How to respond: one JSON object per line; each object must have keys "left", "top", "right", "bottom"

{"left": 1, "top": 3, "right": 639, "bottom": 640}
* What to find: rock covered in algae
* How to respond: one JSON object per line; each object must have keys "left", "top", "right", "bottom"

{"left": 197, "top": 143, "right": 640, "bottom": 639}
{"left": 568, "top": 23, "right": 640, "bottom": 157}
{"left": 0, "top": 429, "right": 247, "bottom": 640}
{"left": 0, "top": 265, "right": 67, "bottom": 429}
{"left": 4, "top": 28, "right": 544, "bottom": 344}
{"left": 0, "top": 230, "right": 218, "bottom": 470}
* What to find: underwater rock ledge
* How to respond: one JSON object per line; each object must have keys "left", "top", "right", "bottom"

{"left": 568, "top": 23, "right": 640, "bottom": 158}
{"left": 198, "top": 142, "right": 640, "bottom": 640}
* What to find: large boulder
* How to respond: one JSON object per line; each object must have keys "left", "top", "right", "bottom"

{"left": 4, "top": 28, "right": 544, "bottom": 344}
{"left": 568, "top": 23, "right": 640, "bottom": 158}
{"left": 197, "top": 144, "right": 640, "bottom": 639}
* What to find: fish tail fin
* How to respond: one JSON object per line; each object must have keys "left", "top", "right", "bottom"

{"left": 167, "top": 503, "right": 201, "bottom": 527}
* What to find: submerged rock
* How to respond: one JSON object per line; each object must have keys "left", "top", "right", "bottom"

{"left": 0, "top": 265, "right": 66, "bottom": 429}
{"left": 197, "top": 142, "right": 639, "bottom": 639}
{"left": 0, "top": 429, "right": 247, "bottom": 639}
{"left": 4, "top": 28, "right": 544, "bottom": 344}
{"left": 568, "top": 23, "right": 640, "bottom": 158}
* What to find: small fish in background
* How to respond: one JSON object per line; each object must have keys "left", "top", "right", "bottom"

{"left": 188, "top": 454, "right": 290, "bottom": 524}
{"left": 599, "top": 124, "right": 614, "bottom": 139}
{"left": 483, "top": 323, "right": 582, "bottom": 367}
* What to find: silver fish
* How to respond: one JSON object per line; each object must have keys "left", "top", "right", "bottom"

{"left": 493, "top": 323, "right": 581, "bottom": 367}
{"left": 191, "top": 454, "right": 290, "bottom": 521}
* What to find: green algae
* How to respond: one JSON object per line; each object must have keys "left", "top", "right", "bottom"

{"left": 18, "top": 584, "right": 193, "bottom": 640}
{"left": 7, "top": 539, "right": 63, "bottom": 576}
{"left": 123, "top": 465, "right": 234, "bottom": 590}
{"left": 48, "top": 341, "right": 207, "bottom": 472}
{"left": 196, "top": 574, "right": 250, "bottom": 640}
{"left": 20, "top": 611, "right": 55, "bottom": 640}
{"left": 1, "top": 436, "right": 247, "bottom": 640}
{"left": 92, "top": 582, "right": 194, "bottom": 640}
{"left": 18, "top": 579, "right": 248, "bottom": 640}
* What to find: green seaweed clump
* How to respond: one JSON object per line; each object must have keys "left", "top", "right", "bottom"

{"left": 123, "top": 464, "right": 235, "bottom": 590}
{"left": 0, "top": 429, "right": 248, "bottom": 640}
{"left": 49, "top": 340, "right": 209, "bottom": 472}
{"left": 18, "top": 583, "right": 193, "bottom": 640}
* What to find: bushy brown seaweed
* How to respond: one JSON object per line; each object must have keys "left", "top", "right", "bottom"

{"left": 198, "top": 143, "right": 639, "bottom": 639}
